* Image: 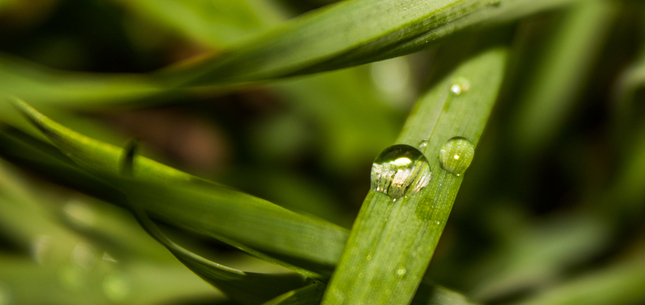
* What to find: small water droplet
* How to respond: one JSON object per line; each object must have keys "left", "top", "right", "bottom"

{"left": 371, "top": 145, "right": 432, "bottom": 200}
{"left": 103, "top": 272, "right": 131, "bottom": 303}
{"left": 418, "top": 140, "right": 428, "bottom": 149}
{"left": 450, "top": 84, "right": 462, "bottom": 95}
{"left": 439, "top": 137, "right": 475, "bottom": 176}
{"left": 436, "top": 221, "right": 441, "bottom": 225}
{"left": 396, "top": 267, "right": 407, "bottom": 276}
{"left": 0, "top": 283, "right": 10, "bottom": 305}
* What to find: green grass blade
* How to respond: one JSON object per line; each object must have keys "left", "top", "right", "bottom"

{"left": 511, "top": 0, "right": 619, "bottom": 157}
{"left": 161, "top": 0, "right": 578, "bottom": 86}
{"left": 112, "top": 0, "right": 286, "bottom": 48}
{"left": 9, "top": 99, "right": 348, "bottom": 278}
{"left": 131, "top": 206, "right": 305, "bottom": 305}
{"left": 321, "top": 32, "right": 510, "bottom": 305}
{"left": 514, "top": 254, "right": 645, "bottom": 305}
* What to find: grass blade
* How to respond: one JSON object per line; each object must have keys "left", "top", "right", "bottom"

{"left": 321, "top": 32, "right": 510, "bottom": 304}
{"left": 161, "top": 0, "right": 579, "bottom": 86}
{"left": 8, "top": 98, "right": 348, "bottom": 278}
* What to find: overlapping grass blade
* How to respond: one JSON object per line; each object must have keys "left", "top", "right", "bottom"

{"left": 8, "top": 98, "right": 348, "bottom": 279}
{"left": 321, "top": 32, "right": 510, "bottom": 304}
{"left": 160, "top": 0, "right": 580, "bottom": 86}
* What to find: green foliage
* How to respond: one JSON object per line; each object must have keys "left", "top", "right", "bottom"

{"left": 1, "top": 0, "right": 645, "bottom": 304}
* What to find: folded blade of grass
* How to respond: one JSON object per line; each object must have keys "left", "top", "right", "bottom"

{"left": 161, "top": 0, "right": 578, "bottom": 87}
{"left": 321, "top": 32, "right": 509, "bottom": 305}
{"left": 130, "top": 205, "right": 305, "bottom": 305}
{"left": 9, "top": 99, "right": 348, "bottom": 278}
{"left": 510, "top": 0, "right": 619, "bottom": 157}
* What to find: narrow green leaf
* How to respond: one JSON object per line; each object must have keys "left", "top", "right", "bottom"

{"left": 9, "top": 99, "right": 348, "bottom": 278}
{"left": 161, "top": 0, "right": 579, "bottom": 86}
{"left": 322, "top": 33, "right": 509, "bottom": 304}
{"left": 131, "top": 206, "right": 305, "bottom": 305}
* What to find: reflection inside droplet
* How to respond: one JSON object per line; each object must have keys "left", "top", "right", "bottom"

{"left": 371, "top": 145, "right": 432, "bottom": 200}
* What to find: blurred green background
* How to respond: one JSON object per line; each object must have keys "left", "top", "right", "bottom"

{"left": 1, "top": 0, "right": 645, "bottom": 304}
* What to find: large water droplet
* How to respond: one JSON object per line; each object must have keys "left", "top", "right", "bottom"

{"left": 371, "top": 145, "right": 431, "bottom": 199}
{"left": 439, "top": 137, "right": 475, "bottom": 176}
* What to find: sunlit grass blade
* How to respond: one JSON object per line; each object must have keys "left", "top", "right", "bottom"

{"left": 510, "top": 0, "right": 619, "bottom": 157}
{"left": 160, "top": 0, "right": 579, "bottom": 86}
{"left": 321, "top": 32, "right": 510, "bottom": 305}
{"left": 8, "top": 99, "right": 348, "bottom": 278}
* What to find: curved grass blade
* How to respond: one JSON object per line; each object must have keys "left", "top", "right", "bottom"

{"left": 160, "top": 0, "right": 580, "bottom": 87}
{"left": 10, "top": 98, "right": 348, "bottom": 279}
{"left": 321, "top": 32, "right": 510, "bottom": 304}
{"left": 130, "top": 204, "right": 306, "bottom": 305}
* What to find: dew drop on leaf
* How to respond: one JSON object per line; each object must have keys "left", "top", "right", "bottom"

{"left": 439, "top": 137, "right": 475, "bottom": 176}
{"left": 370, "top": 144, "right": 431, "bottom": 200}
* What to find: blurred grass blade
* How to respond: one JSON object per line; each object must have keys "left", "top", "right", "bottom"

{"left": 0, "top": 54, "right": 170, "bottom": 107}
{"left": 322, "top": 32, "right": 510, "bottom": 304}
{"left": 112, "top": 0, "right": 286, "bottom": 48}
{"left": 10, "top": 98, "right": 349, "bottom": 278}
{"left": 514, "top": 254, "right": 645, "bottom": 305}
{"left": 131, "top": 205, "right": 305, "bottom": 305}
{"left": 161, "top": 0, "right": 579, "bottom": 86}
{"left": 511, "top": 0, "right": 619, "bottom": 156}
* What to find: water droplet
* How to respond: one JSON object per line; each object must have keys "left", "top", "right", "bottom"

{"left": 418, "top": 140, "right": 428, "bottom": 149}
{"left": 103, "top": 272, "right": 131, "bottom": 303}
{"left": 396, "top": 267, "right": 407, "bottom": 276}
{"left": 450, "top": 84, "right": 462, "bottom": 95}
{"left": 439, "top": 137, "right": 475, "bottom": 176}
{"left": 0, "top": 283, "right": 10, "bottom": 305}
{"left": 72, "top": 243, "right": 97, "bottom": 271}
{"left": 371, "top": 145, "right": 432, "bottom": 200}
{"left": 30, "top": 235, "right": 51, "bottom": 265}
{"left": 435, "top": 221, "right": 441, "bottom": 225}
{"left": 450, "top": 77, "right": 471, "bottom": 96}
